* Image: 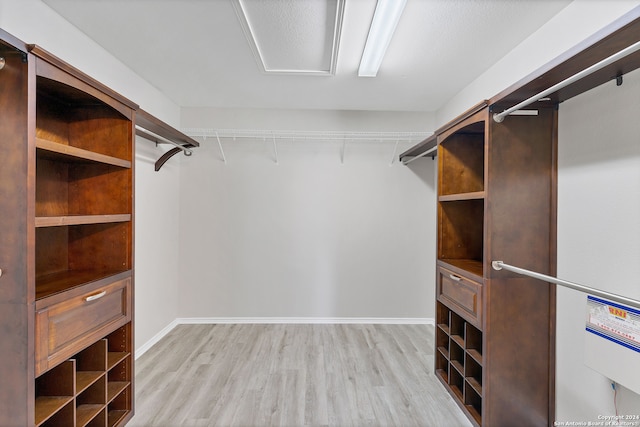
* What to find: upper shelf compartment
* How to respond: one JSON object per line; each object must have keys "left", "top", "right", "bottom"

{"left": 135, "top": 109, "right": 200, "bottom": 171}
{"left": 438, "top": 107, "right": 487, "bottom": 198}
{"left": 36, "top": 75, "right": 133, "bottom": 163}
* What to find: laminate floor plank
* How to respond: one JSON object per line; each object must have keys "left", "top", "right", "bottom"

{"left": 129, "top": 324, "right": 473, "bottom": 427}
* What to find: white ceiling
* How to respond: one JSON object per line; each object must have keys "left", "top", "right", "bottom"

{"left": 42, "top": 0, "right": 572, "bottom": 112}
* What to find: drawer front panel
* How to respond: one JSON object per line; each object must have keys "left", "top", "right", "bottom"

{"left": 437, "top": 267, "right": 482, "bottom": 328}
{"left": 35, "top": 278, "right": 131, "bottom": 375}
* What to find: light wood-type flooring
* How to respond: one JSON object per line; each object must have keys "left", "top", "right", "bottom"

{"left": 129, "top": 323, "right": 473, "bottom": 427}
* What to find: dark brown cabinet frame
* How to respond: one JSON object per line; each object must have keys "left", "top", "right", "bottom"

{"left": 402, "top": 6, "right": 640, "bottom": 427}
{"left": 0, "top": 29, "right": 141, "bottom": 427}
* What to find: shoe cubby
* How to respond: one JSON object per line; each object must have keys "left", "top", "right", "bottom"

{"left": 436, "top": 301, "right": 484, "bottom": 425}
{"left": 34, "top": 323, "right": 133, "bottom": 427}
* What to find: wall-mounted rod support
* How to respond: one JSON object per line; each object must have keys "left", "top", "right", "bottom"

{"left": 492, "top": 260, "right": 640, "bottom": 310}
{"left": 272, "top": 134, "right": 279, "bottom": 164}
{"left": 0, "top": 57, "right": 5, "bottom": 70}
{"left": 493, "top": 39, "right": 640, "bottom": 123}
{"left": 389, "top": 139, "right": 400, "bottom": 166}
{"left": 341, "top": 138, "right": 347, "bottom": 164}
{"left": 136, "top": 126, "right": 193, "bottom": 156}
{"left": 401, "top": 144, "right": 438, "bottom": 165}
{"left": 215, "top": 131, "right": 227, "bottom": 164}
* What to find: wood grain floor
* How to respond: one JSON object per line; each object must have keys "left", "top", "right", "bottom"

{"left": 129, "top": 323, "right": 472, "bottom": 427}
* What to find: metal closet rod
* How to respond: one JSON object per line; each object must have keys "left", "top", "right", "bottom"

{"left": 183, "top": 128, "right": 430, "bottom": 142}
{"left": 492, "top": 260, "right": 640, "bottom": 310}
{"left": 493, "top": 39, "right": 640, "bottom": 123}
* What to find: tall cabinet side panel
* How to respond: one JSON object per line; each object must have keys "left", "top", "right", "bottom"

{"left": 0, "top": 43, "right": 35, "bottom": 426}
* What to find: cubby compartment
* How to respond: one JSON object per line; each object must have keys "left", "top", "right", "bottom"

{"left": 107, "top": 386, "right": 131, "bottom": 427}
{"left": 449, "top": 335, "right": 465, "bottom": 375}
{"left": 35, "top": 360, "right": 75, "bottom": 426}
{"left": 76, "top": 377, "right": 106, "bottom": 427}
{"left": 36, "top": 156, "right": 131, "bottom": 219}
{"left": 449, "top": 310, "right": 465, "bottom": 340}
{"left": 465, "top": 323, "right": 483, "bottom": 364}
{"left": 75, "top": 340, "right": 108, "bottom": 426}
{"left": 449, "top": 364, "right": 464, "bottom": 400}
{"left": 435, "top": 348, "right": 449, "bottom": 382}
{"left": 438, "top": 121, "right": 485, "bottom": 197}
{"left": 40, "top": 402, "right": 75, "bottom": 427}
{"left": 35, "top": 223, "right": 132, "bottom": 299}
{"left": 36, "top": 76, "right": 132, "bottom": 162}
{"left": 438, "top": 199, "right": 484, "bottom": 276}
{"left": 465, "top": 354, "right": 483, "bottom": 397}
{"left": 76, "top": 340, "right": 108, "bottom": 394}
{"left": 465, "top": 384, "right": 483, "bottom": 426}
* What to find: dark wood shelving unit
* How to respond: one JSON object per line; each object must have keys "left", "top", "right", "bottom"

{"left": 432, "top": 103, "right": 557, "bottom": 427}
{"left": 403, "top": 7, "right": 640, "bottom": 426}
{"left": 0, "top": 30, "right": 136, "bottom": 427}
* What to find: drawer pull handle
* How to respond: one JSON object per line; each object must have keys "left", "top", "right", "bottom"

{"left": 449, "top": 274, "right": 462, "bottom": 282}
{"left": 85, "top": 291, "right": 106, "bottom": 302}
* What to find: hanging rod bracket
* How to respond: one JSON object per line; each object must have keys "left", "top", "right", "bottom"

{"left": 491, "top": 260, "right": 504, "bottom": 270}
{"left": 493, "top": 39, "right": 640, "bottom": 123}
{"left": 401, "top": 144, "right": 438, "bottom": 165}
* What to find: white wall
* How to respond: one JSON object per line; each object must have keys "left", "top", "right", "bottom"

{"left": 0, "top": 0, "right": 183, "bottom": 353}
{"left": 437, "top": 0, "right": 640, "bottom": 126}
{"left": 556, "top": 67, "right": 640, "bottom": 421}
{"left": 435, "top": 0, "right": 640, "bottom": 420}
{"left": 178, "top": 108, "right": 437, "bottom": 320}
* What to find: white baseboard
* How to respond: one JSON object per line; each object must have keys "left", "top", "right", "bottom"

{"left": 177, "top": 317, "right": 435, "bottom": 325}
{"left": 135, "top": 317, "right": 435, "bottom": 359}
{"left": 134, "top": 318, "right": 179, "bottom": 359}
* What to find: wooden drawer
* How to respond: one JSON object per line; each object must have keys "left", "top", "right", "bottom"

{"left": 35, "top": 277, "right": 131, "bottom": 376}
{"left": 437, "top": 267, "right": 482, "bottom": 328}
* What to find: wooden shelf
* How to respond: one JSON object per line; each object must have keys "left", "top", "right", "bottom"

{"left": 35, "top": 269, "right": 130, "bottom": 300}
{"left": 36, "top": 138, "right": 131, "bottom": 168}
{"left": 467, "top": 377, "right": 483, "bottom": 397}
{"left": 77, "top": 371, "right": 104, "bottom": 394}
{"left": 36, "top": 214, "right": 131, "bottom": 228}
{"left": 136, "top": 108, "right": 199, "bottom": 171}
{"left": 467, "top": 349, "right": 483, "bottom": 365}
{"left": 435, "top": 368, "right": 448, "bottom": 384}
{"left": 398, "top": 133, "right": 437, "bottom": 162}
{"left": 35, "top": 396, "right": 74, "bottom": 426}
{"left": 439, "top": 192, "right": 485, "bottom": 202}
{"left": 107, "top": 382, "right": 129, "bottom": 403}
{"left": 77, "top": 404, "right": 106, "bottom": 427}
{"left": 451, "top": 335, "right": 465, "bottom": 349}
{"left": 437, "top": 323, "right": 450, "bottom": 335}
{"left": 107, "top": 352, "right": 130, "bottom": 371}
{"left": 438, "top": 259, "right": 484, "bottom": 278}
{"left": 108, "top": 410, "right": 129, "bottom": 427}
{"left": 465, "top": 405, "right": 482, "bottom": 426}
{"left": 451, "top": 360, "right": 464, "bottom": 375}
{"left": 437, "top": 346, "right": 450, "bottom": 360}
